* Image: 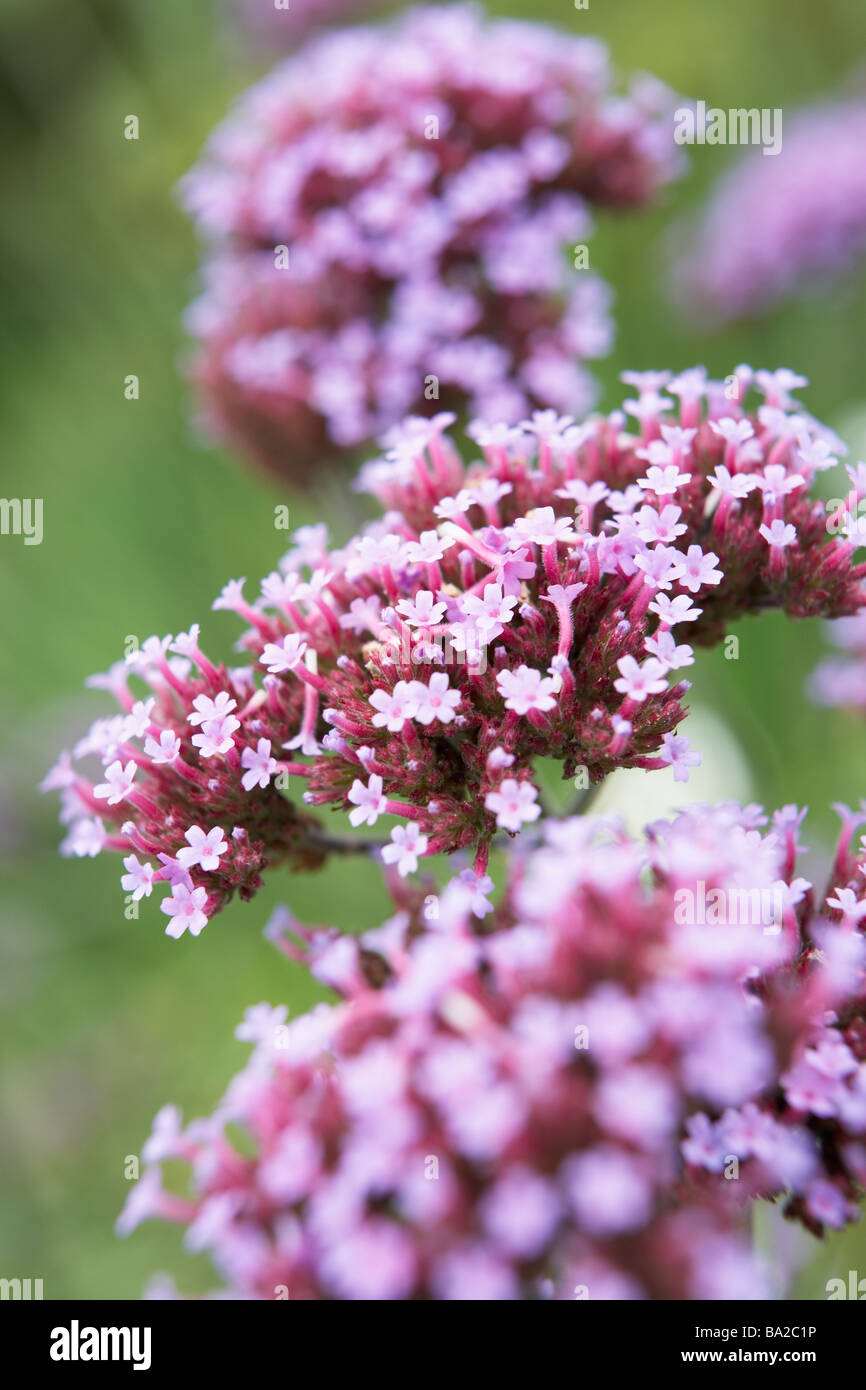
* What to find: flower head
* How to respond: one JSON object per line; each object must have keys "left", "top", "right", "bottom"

{"left": 674, "top": 97, "right": 866, "bottom": 323}
{"left": 180, "top": 5, "right": 682, "bottom": 483}
{"left": 46, "top": 370, "right": 865, "bottom": 936}
{"left": 128, "top": 803, "right": 866, "bottom": 1297}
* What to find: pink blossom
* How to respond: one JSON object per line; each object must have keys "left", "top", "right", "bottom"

{"left": 565, "top": 1147, "right": 652, "bottom": 1236}
{"left": 460, "top": 584, "right": 518, "bottom": 635}
{"left": 670, "top": 545, "right": 724, "bottom": 594}
{"left": 347, "top": 775, "right": 388, "bottom": 828}
{"left": 260, "top": 635, "right": 308, "bottom": 674}
{"left": 145, "top": 729, "right": 181, "bottom": 764}
{"left": 160, "top": 883, "right": 210, "bottom": 939}
{"left": 637, "top": 464, "right": 692, "bottom": 496}
{"left": 484, "top": 779, "right": 541, "bottom": 832}
{"left": 644, "top": 630, "right": 694, "bottom": 670}
{"left": 709, "top": 465, "right": 758, "bottom": 500}
{"left": 648, "top": 593, "right": 702, "bottom": 627}
{"left": 60, "top": 819, "right": 106, "bottom": 858}
{"left": 121, "top": 855, "right": 155, "bottom": 901}
{"left": 659, "top": 733, "right": 701, "bottom": 783}
{"left": 410, "top": 674, "right": 460, "bottom": 726}
{"left": 188, "top": 691, "right": 237, "bottom": 726}
{"left": 396, "top": 591, "right": 447, "bottom": 629}
{"left": 635, "top": 504, "right": 687, "bottom": 544}
{"left": 382, "top": 824, "right": 429, "bottom": 878}
{"left": 511, "top": 507, "right": 578, "bottom": 547}
{"left": 191, "top": 714, "right": 239, "bottom": 758}
{"left": 94, "top": 760, "right": 137, "bottom": 805}
{"left": 369, "top": 682, "right": 418, "bottom": 733}
{"left": 241, "top": 738, "right": 278, "bottom": 791}
{"left": 760, "top": 519, "right": 798, "bottom": 549}
{"left": 496, "top": 666, "right": 558, "bottom": 716}
{"left": 177, "top": 826, "right": 229, "bottom": 872}
{"left": 613, "top": 655, "right": 668, "bottom": 703}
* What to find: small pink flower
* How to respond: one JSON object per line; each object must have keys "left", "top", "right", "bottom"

{"left": 347, "top": 774, "right": 388, "bottom": 828}
{"left": 241, "top": 738, "right": 278, "bottom": 791}
{"left": 369, "top": 681, "right": 418, "bottom": 732}
{"left": 177, "top": 825, "right": 229, "bottom": 872}
{"left": 485, "top": 779, "right": 541, "bottom": 831}
{"left": 191, "top": 714, "right": 239, "bottom": 758}
{"left": 496, "top": 665, "right": 558, "bottom": 716}
{"left": 659, "top": 733, "right": 701, "bottom": 783}
{"left": 461, "top": 583, "right": 518, "bottom": 635}
{"left": 708, "top": 465, "right": 758, "bottom": 499}
{"left": 670, "top": 545, "right": 724, "bottom": 594}
{"left": 637, "top": 464, "right": 692, "bottom": 495}
{"left": 61, "top": 818, "right": 106, "bottom": 858}
{"left": 145, "top": 729, "right": 181, "bottom": 763}
{"left": 160, "top": 882, "right": 210, "bottom": 939}
{"left": 382, "top": 823, "right": 428, "bottom": 877}
{"left": 826, "top": 886, "right": 866, "bottom": 925}
{"left": 121, "top": 855, "right": 155, "bottom": 901}
{"left": 511, "top": 507, "right": 578, "bottom": 547}
{"left": 709, "top": 418, "right": 754, "bottom": 446}
{"left": 94, "top": 759, "right": 137, "bottom": 805}
{"left": 648, "top": 593, "right": 702, "bottom": 626}
{"left": 396, "top": 591, "right": 447, "bottom": 628}
{"left": 759, "top": 519, "right": 798, "bottom": 549}
{"left": 644, "top": 630, "right": 694, "bottom": 670}
{"left": 188, "top": 691, "right": 237, "bottom": 727}
{"left": 260, "top": 634, "right": 308, "bottom": 674}
{"left": 613, "top": 655, "right": 668, "bottom": 702}
{"left": 212, "top": 579, "right": 247, "bottom": 613}
{"left": 410, "top": 674, "right": 460, "bottom": 726}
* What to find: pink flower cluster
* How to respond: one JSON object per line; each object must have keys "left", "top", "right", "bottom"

{"left": 810, "top": 612, "right": 866, "bottom": 712}
{"left": 673, "top": 98, "right": 866, "bottom": 324}
{"left": 120, "top": 803, "right": 866, "bottom": 1300}
{"left": 41, "top": 633, "right": 329, "bottom": 934}
{"left": 181, "top": 4, "right": 682, "bottom": 483}
{"left": 44, "top": 368, "right": 866, "bottom": 939}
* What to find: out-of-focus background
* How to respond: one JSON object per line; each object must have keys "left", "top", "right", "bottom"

{"left": 2, "top": 0, "right": 866, "bottom": 1299}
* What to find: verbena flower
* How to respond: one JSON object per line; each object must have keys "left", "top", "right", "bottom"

{"left": 809, "top": 612, "right": 866, "bottom": 710}
{"left": 673, "top": 97, "right": 866, "bottom": 324}
{"left": 43, "top": 368, "right": 866, "bottom": 938}
{"left": 41, "top": 636, "right": 330, "bottom": 933}
{"left": 808, "top": 462, "right": 866, "bottom": 709}
{"left": 180, "top": 4, "right": 682, "bottom": 483}
{"left": 120, "top": 803, "right": 866, "bottom": 1299}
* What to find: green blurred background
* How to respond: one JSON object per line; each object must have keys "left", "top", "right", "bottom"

{"left": 2, "top": 0, "right": 866, "bottom": 1299}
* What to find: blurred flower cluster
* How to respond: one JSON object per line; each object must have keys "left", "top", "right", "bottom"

{"left": 181, "top": 4, "right": 682, "bottom": 483}
{"left": 122, "top": 803, "right": 866, "bottom": 1300}
{"left": 45, "top": 368, "right": 866, "bottom": 941}
{"left": 810, "top": 612, "right": 866, "bottom": 712}
{"left": 673, "top": 96, "right": 866, "bottom": 324}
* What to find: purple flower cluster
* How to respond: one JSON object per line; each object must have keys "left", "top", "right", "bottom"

{"left": 181, "top": 4, "right": 682, "bottom": 483}
{"left": 674, "top": 98, "right": 866, "bottom": 324}
{"left": 810, "top": 613, "right": 866, "bottom": 711}
{"left": 44, "top": 367, "right": 866, "bottom": 939}
{"left": 120, "top": 803, "right": 866, "bottom": 1300}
